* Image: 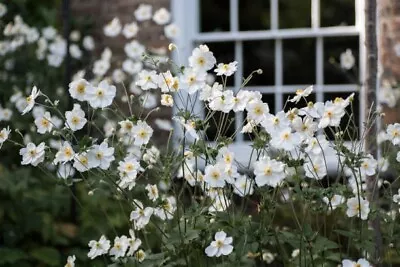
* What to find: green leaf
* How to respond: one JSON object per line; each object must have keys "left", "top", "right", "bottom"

{"left": 0, "top": 248, "right": 27, "bottom": 264}
{"left": 30, "top": 247, "right": 61, "bottom": 266}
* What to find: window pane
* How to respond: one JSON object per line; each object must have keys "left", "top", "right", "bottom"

{"left": 200, "top": 0, "right": 230, "bottom": 32}
{"left": 321, "top": 0, "right": 355, "bottom": 27}
{"left": 205, "top": 110, "right": 236, "bottom": 141}
{"left": 324, "top": 37, "right": 359, "bottom": 84}
{"left": 323, "top": 92, "right": 359, "bottom": 140}
{"left": 243, "top": 41, "right": 275, "bottom": 86}
{"left": 239, "top": 0, "right": 270, "bottom": 31}
{"left": 206, "top": 42, "right": 235, "bottom": 86}
{"left": 279, "top": 0, "right": 311, "bottom": 29}
{"left": 283, "top": 38, "right": 316, "bottom": 85}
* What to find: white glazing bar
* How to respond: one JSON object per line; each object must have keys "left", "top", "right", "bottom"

{"left": 230, "top": 0, "right": 239, "bottom": 32}
{"left": 357, "top": 0, "right": 366, "bottom": 141}
{"left": 193, "top": 26, "right": 359, "bottom": 42}
{"left": 235, "top": 41, "right": 244, "bottom": 142}
{"left": 311, "top": 0, "right": 320, "bottom": 28}
{"left": 271, "top": 0, "right": 279, "bottom": 30}
{"left": 316, "top": 37, "right": 324, "bottom": 103}
{"left": 236, "top": 84, "right": 359, "bottom": 94}
{"left": 275, "top": 39, "right": 283, "bottom": 113}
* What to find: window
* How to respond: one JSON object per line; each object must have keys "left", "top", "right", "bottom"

{"left": 172, "top": 0, "right": 365, "bottom": 166}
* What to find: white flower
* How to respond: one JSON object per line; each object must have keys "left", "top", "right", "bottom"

{"left": 145, "top": 184, "right": 159, "bottom": 201}
{"left": 393, "top": 189, "right": 400, "bottom": 203}
{"left": 292, "top": 116, "right": 317, "bottom": 139}
{"left": 340, "top": 49, "right": 355, "bottom": 70}
{"left": 69, "top": 78, "right": 90, "bottom": 101}
{"left": 136, "top": 70, "right": 158, "bottom": 90}
{"left": 164, "top": 24, "right": 180, "bottom": 39}
{"left": 83, "top": 36, "right": 95, "bottom": 51}
{"left": 154, "top": 196, "right": 176, "bottom": 220}
{"left": 180, "top": 68, "right": 207, "bottom": 94}
{"left": 86, "top": 79, "right": 116, "bottom": 108}
{"left": 204, "top": 163, "right": 227, "bottom": 188}
{"left": 386, "top": 123, "right": 400, "bottom": 145}
{"left": 0, "top": 107, "right": 12, "bottom": 121}
{"left": 93, "top": 59, "right": 110, "bottom": 77}
{"left": 112, "top": 69, "right": 126, "bottom": 83}
{"left": 305, "top": 135, "right": 329, "bottom": 155}
{"left": 346, "top": 197, "right": 370, "bottom": 220}
{"left": 322, "top": 194, "right": 345, "bottom": 211}
{"left": 233, "top": 175, "right": 254, "bottom": 196}
{"left": 270, "top": 128, "right": 301, "bottom": 151}
{"left": 34, "top": 111, "right": 53, "bottom": 134}
{"left": 22, "top": 86, "right": 40, "bottom": 115}
{"left": 155, "top": 119, "right": 173, "bottom": 131}
{"left": 189, "top": 44, "right": 216, "bottom": 73}
{"left": 125, "top": 40, "right": 145, "bottom": 59}
{"left": 69, "top": 44, "right": 82, "bottom": 59}
{"left": 42, "top": 26, "right": 57, "bottom": 40}
{"left": 130, "top": 200, "right": 153, "bottom": 230}
{"left": 132, "top": 121, "right": 153, "bottom": 146}
{"left": 127, "top": 230, "right": 142, "bottom": 256}
{"left": 0, "top": 3, "right": 7, "bottom": 18}
{"left": 88, "top": 235, "right": 111, "bottom": 259}
{"left": 117, "top": 156, "right": 142, "bottom": 190}
{"left": 318, "top": 101, "right": 345, "bottom": 129}
{"left": 20, "top": 142, "right": 46, "bottom": 166}
{"left": 209, "top": 90, "right": 235, "bottom": 113}
{"left": 303, "top": 156, "right": 327, "bottom": 180}
{"left": 109, "top": 235, "right": 129, "bottom": 259}
{"left": 158, "top": 71, "right": 175, "bottom": 92}
{"left": 88, "top": 141, "right": 115, "bottom": 170}
{"left": 289, "top": 85, "right": 313, "bottom": 103}
{"left": 360, "top": 154, "right": 377, "bottom": 176}
{"left": 64, "top": 255, "right": 75, "bottom": 267}
{"left": 342, "top": 258, "right": 371, "bottom": 267}
{"left": 73, "top": 152, "right": 90, "bottom": 172}
{"left": 205, "top": 231, "right": 233, "bottom": 257}
{"left": 214, "top": 61, "right": 238, "bottom": 76}
{"left": 260, "top": 111, "right": 290, "bottom": 135}
{"left": 103, "top": 18, "right": 121, "bottom": 37}
{"left": 135, "top": 249, "right": 146, "bottom": 262}
{"left": 153, "top": 8, "right": 170, "bottom": 25}
{"left": 57, "top": 163, "right": 76, "bottom": 179}
{"left": 134, "top": 4, "right": 152, "bottom": 21}
{"left": 0, "top": 126, "right": 11, "bottom": 148}
{"left": 396, "top": 151, "right": 400, "bottom": 163}
{"left": 65, "top": 104, "right": 87, "bottom": 131}
{"left": 54, "top": 141, "right": 75, "bottom": 164}
{"left": 123, "top": 22, "right": 139, "bottom": 39}
{"left": 254, "top": 157, "right": 286, "bottom": 187}
{"left": 123, "top": 59, "right": 142, "bottom": 75}
{"left": 246, "top": 100, "right": 269, "bottom": 123}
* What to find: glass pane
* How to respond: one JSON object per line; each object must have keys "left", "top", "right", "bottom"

{"left": 279, "top": 0, "right": 311, "bottom": 29}
{"left": 206, "top": 42, "right": 235, "bottom": 86}
{"left": 239, "top": 0, "right": 270, "bottom": 31}
{"left": 321, "top": 0, "right": 355, "bottom": 27}
{"left": 243, "top": 93, "right": 276, "bottom": 141}
{"left": 205, "top": 110, "right": 236, "bottom": 141}
{"left": 200, "top": 0, "right": 230, "bottom": 32}
{"left": 283, "top": 39, "right": 316, "bottom": 85}
{"left": 243, "top": 41, "right": 275, "bottom": 86}
{"left": 323, "top": 92, "right": 359, "bottom": 140}
{"left": 324, "top": 37, "right": 359, "bottom": 84}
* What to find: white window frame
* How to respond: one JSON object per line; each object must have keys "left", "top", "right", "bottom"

{"left": 172, "top": 0, "right": 366, "bottom": 170}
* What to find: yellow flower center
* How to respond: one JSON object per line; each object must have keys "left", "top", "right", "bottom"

{"left": 77, "top": 83, "right": 86, "bottom": 94}
{"left": 264, "top": 167, "right": 272, "bottom": 176}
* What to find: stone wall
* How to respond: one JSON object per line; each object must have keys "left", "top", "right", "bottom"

{"left": 378, "top": 0, "right": 400, "bottom": 124}
{"left": 70, "top": 0, "right": 173, "bottom": 143}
